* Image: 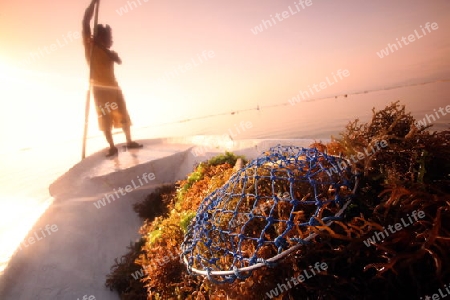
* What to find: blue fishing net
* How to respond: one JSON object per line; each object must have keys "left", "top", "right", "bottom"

{"left": 181, "top": 145, "right": 356, "bottom": 283}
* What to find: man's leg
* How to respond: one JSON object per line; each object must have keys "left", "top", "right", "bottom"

{"left": 123, "top": 125, "right": 143, "bottom": 148}
{"left": 115, "top": 89, "right": 142, "bottom": 149}
{"left": 93, "top": 87, "right": 117, "bottom": 156}
{"left": 104, "top": 129, "right": 115, "bottom": 148}
{"left": 104, "top": 129, "right": 118, "bottom": 156}
{"left": 123, "top": 125, "right": 132, "bottom": 144}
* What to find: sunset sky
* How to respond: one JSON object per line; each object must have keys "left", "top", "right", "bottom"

{"left": 0, "top": 0, "right": 449, "bottom": 150}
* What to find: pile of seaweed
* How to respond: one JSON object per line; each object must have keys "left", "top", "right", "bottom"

{"left": 106, "top": 102, "right": 450, "bottom": 299}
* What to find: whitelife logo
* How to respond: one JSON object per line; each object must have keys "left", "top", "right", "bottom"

{"left": 415, "top": 104, "right": 450, "bottom": 128}
{"left": 325, "top": 140, "right": 388, "bottom": 176}
{"left": 77, "top": 295, "right": 96, "bottom": 300}
{"left": 363, "top": 210, "right": 425, "bottom": 247}
{"left": 376, "top": 22, "right": 439, "bottom": 58}
{"left": 18, "top": 224, "right": 58, "bottom": 250}
{"left": 97, "top": 101, "right": 118, "bottom": 118}
{"left": 251, "top": 0, "right": 313, "bottom": 35}
{"left": 191, "top": 120, "right": 253, "bottom": 157}
{"left": 153, "top": 50, "right": 215, "bottom": 85}
{"left": 131, "top": 248, "right": 179, "bottom": 280}
{"left": 228, "top": 198, "right": 276, "bottom": 230}
{"left": 420, "top": 282, "right": 450, "bottom": 300}
{"left": 288, "top": 69, "right": 350, "bottom": 105}
{"left": 116, "top": 0, "right": 149, "bottom": 16}
{"left": 266, "top": 262, "right": 328, "bottom": 298}
{"left": 20, "top": 31, "right": 81, "bottom": 66}
{"left": 93, "top": 172, "right": 156, "bottom": 209}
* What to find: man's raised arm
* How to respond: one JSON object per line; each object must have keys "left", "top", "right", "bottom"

{"left": 82, "top": 0, "right": 99, "bottom": 39}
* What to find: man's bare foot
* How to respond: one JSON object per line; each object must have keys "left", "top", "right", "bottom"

{"left": 124, "top": 141, "right": 143, "bottom": 149}
{"left": 106, "top": 146, "right": 118, "bottom": 157}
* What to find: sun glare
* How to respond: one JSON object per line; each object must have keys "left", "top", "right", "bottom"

{"left": 0, "top": 196, "right": 54, "bottom": 274}
{"left": 0, "top": 60, "right": 92, "bottom": 150}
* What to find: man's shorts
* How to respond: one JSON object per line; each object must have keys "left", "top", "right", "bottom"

{"left": 92, "top": 85, "right": 131, "bottom": 131}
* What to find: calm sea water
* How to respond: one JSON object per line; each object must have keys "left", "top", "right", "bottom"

{"left": 0, "top": 81, "right": 448, "bottom": 273}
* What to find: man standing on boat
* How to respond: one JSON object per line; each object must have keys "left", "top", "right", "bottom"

{"left": 82, "top": 0, "right": 142, "bottom": 157}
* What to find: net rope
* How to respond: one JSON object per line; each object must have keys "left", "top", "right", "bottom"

{"left": 181, "top": 145, "right": 357, "bottom": 283}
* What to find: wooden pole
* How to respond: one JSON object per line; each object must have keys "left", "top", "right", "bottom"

{"left": 82, "top": 0, "right": 100, "bottom": 159}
